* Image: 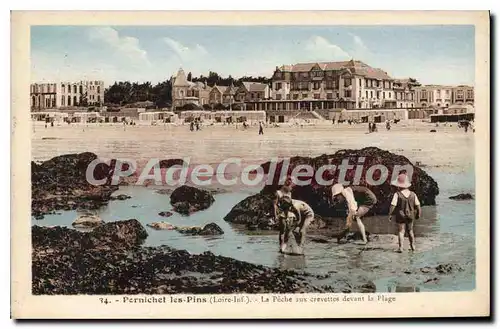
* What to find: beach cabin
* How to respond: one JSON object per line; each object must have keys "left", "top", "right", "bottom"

{"left": 72, "top": 112, "right": 102, "bottom": 123}
{"left": 179, "top": 110, "right": 213, "bottom": 123}
{"left": 139, "top": 111, "right": 178, "bottom": 125}
{"left": 31, "top": 112, "right": 69, "bottom": 124}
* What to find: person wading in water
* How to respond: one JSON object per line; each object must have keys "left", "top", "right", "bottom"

{"left": 330, "top": 183, "right": 377, "bottom": 244}
{"left": 388, "top": 173, "right": 422, "bottom": 252}
{"left": 278, "top": 196, "right": 315, "bottom": 255}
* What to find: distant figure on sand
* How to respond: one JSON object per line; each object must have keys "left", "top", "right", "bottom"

{"left": 388, "top": 173, "right": 422, "bottom": 253}
{"left": 368, "top": 122, "right": 372, "bottom": 133}
{"left": 190, "top": 121, "right": 194, "bottom": 131}
{"left": 386, "top": 120, "right": 391, "bottom": 131}
{"left": 278, "top": 196, "right": 315, "bottom": 255}
{"left": 331, "top": 184, "right": 377, "bottom": 244}
{"left": 259, "top": 121, "right": 264, "bottom": 135}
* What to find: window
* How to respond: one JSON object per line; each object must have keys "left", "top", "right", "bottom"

{"left": 345, "top": 90, "right": 352, "bottom": 98}
{"left": 302, "top": 72, "right": 308, "bottom": 78}
{"left": 313, "top": 82, "right": 321, "bottom": 90}
{"left": 275, "top": 83, "right": 282, "bottom": 90}
{"left": 302, "top": 94, "right": 308, "bottom": 99}
{"left": 383, "top": 92, "right": 386, "bottom": 99}
{"left": 359, "top": 79, "right": 362, "bottom": 87}
{"left": 61, "top": 96, "right": 65, "bottom": 106}
{"left": 370, "top": 91, "right": 373, "bottom": 98}
{"left": 325, "top": 81, "right": 336, "bottom": 89}
{"left": 344, "top": 78, "right": 352, "bottom": 87}
{"left": 62, "top": 84, "right": 65, "bottom": 93}
{"left": 52, "top": 98, "right": 56, "bottom": 107}
{"left": 74, "top": 96, "right": 77, "bottom": 105}
{"left": 67, "top": 96, "right": 71, "bottom": 106}
{"left": 311, "top": 70, "right": 323, "bottom": 77}
{"left": 97, "top": 86, "right": 101, "bottom": 93}
{"left": 314, "top": 93, "right": 320, "bottom": 99}
{"left": 327, "top": 93, "right": 333, "bottom": 99}
{"left": 388, "top": 92, "right": 391, "bottom": 98}
{"left": 79, "top": 85, "right": 83, "bottom": 94}
{"left": 366, "top": 91, "right": 368, "bottom": 98}
{"left": 276, "top": 94, "right": 282, "bottom": 100}
{"left": 286, "top": 94, "right": 290, "bottom": 100}
{"left": 377, "top": 91, "right": 380, "bottom": 99}
{"left": 73, "top": 85, "right": 77, "bottom": 93}
{"left": 293, "top": 94, "right": 299, "bottom": 100}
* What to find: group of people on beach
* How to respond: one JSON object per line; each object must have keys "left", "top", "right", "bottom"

{"left": 272, "top": 173, "right": 422, "bottom": 255}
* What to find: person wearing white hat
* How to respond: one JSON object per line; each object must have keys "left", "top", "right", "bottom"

{"left": 330, "top": 183, "right": 377, "bottom": 244}
{"left": 388, "top": 173, "right": 422, "bottom": 253}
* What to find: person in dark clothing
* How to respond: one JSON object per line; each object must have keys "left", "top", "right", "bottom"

{"left": 190, "top": 121, "right": 194, "bottom": 131}
{"left": 388, "top": 173, "right": 422, "bottom": 252}
{"left": 368, "top": 122, "right": 372, "bottom": 133}
{"left": 330, "top": 184, "right": 377, "bottom": 244}
{"left": 258, "top": 121, "right": 264, "bottom": 135}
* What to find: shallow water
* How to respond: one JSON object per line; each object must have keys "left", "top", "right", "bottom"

{"left": 32, "top": 168, "right": 475, "bottom": 292}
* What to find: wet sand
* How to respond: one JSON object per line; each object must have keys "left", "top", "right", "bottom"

{"left": 32, "top": 121, "right": 474, "bottom": 173}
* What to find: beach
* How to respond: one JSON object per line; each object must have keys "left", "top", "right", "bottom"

{"left": 31, "top": 121, "right": 476, "bottom": 293}
{"left": 32, "top": 121, "right": 474, "bottom": 173}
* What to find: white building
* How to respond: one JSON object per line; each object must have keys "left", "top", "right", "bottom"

{"left": 31, "top": 80, "right": 105, "bottom": 110}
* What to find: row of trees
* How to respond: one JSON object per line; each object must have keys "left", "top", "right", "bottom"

{"left": 103, "top": 72, "right": 272, "bottom": 108}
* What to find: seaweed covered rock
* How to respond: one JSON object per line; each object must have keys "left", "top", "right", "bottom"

{"left": 72, "top": 214, "right": 104, "bottom": 228}
{"left": 449, "top": 193, "right": 474, "bottom": 200}
{"left": 32, "top": 219, "right": 147, "bottom": 251}
{"left": 225, "top": 147, "right": 439, "bottom": 227}
{"left": 170, "top": 185, "right": 215, "bottom": 215}
{"left": 31, "top": 152, "right": 125, "bottom": 217}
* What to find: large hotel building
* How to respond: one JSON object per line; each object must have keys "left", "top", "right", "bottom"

{"left": 172, "top": 59, "right": 474, "bottom": 116}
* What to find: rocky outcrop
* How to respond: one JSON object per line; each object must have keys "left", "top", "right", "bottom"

{"left": 72, "top": 214, "right": 104, "bottom": 228}
{"left": 32, "top": 221, "right": 355, "bottom": 294}
{"left": 32, "top": 219, "right": 147, "bottom": 251}
{"left": 111, "top": 194, "right": 131, "bottom": 201}
{"left": 170, "top": 185, "right": 215, "bottom": 215}
{"left": 225, "top": 147, "right": 439, "bottom": 228}
{"left": 449, "top": 193, "right": 474, "bottom": 200}
{"left": 158, "top": 211, "right": 174, "bottom": 217}
{"left": 176, "top": 223, "right": 224, "bottom": 236}
{"left": 31, "top": 152, "right": 123, "bottom": 218}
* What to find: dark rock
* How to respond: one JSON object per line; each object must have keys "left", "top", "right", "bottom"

{"left": 32, "top": 222, "right": 337, "bottom": 295}
{"left": 31, "top": 152, "right": 125, "bottom": 217}
{"left": 310, "top": 237, "right": 330, "bottom": 244}
{"left": 159, "top": 159, "right": 185, "bottom": 168}
{"left": 112, "top": 194, "right": 131, "bottom": 201}
{"left": 225, "top": 147, "right": 439, "bottom": 227}
{"left": 435, "top": 263, "right": 463, "bottom": 274}
{"left": 355, "top": 281, "right": 377, "bottom": 293}
{"left": 158, "top": 211, "right": 174, "bottom": 217}
{"left": 449, "top": 193, "right": 474, "bottom": 200}
{"left": 170, "top": 185, "right": 215, "bottom": 215}
{"left": 32, "top": 219, "right": 147, "bottom": 251}
{"left": 176, "top": 223, "right": 224, "bottom": 236}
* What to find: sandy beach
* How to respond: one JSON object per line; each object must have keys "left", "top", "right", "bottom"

{"left": 32, "top": 121, "right": 475, "bottom": 173}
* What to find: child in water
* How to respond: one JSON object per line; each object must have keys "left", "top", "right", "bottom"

{"left": 278, "top": 196, "right": 315, "bottom": 255}
{"left": 388, "top": 173, "right": 422, "bottom": 252}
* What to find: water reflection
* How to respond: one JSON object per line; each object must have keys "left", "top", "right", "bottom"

{"left": 275, "top": 253, "right": 307, "bottom": 270}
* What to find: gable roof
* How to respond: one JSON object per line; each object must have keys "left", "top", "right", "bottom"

{"left": 276, "top": 60, "right": 392, "bottom": 80}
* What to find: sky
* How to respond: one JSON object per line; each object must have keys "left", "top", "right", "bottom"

{"left": 31, "top": 25, "right": 475, "bottom": 87}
